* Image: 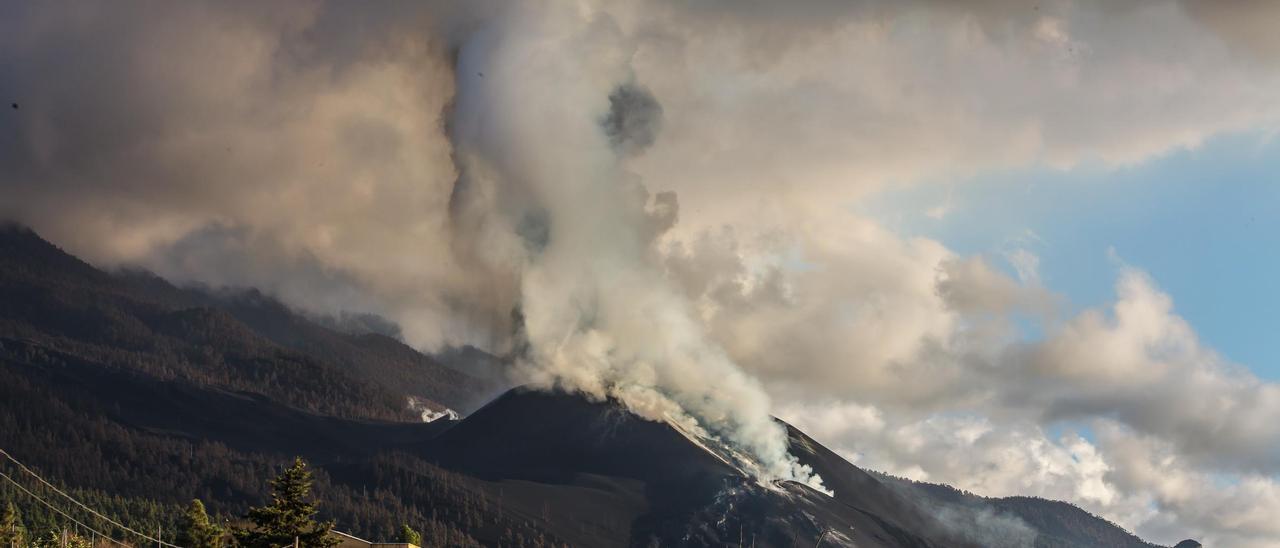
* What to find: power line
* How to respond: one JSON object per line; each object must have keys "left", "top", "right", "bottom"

{"left": 0, "top": 447, "right": 184, "bottom": 548}
{"left": 0, "top": 467, "right": 128, "bottom": 547}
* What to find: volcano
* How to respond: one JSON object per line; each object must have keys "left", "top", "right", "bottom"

{"left": 420, "top": 387, "right": 1165, "bottom": 548}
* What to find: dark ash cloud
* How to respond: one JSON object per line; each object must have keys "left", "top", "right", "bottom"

{"left": 602, "top": 83, "right": 664, "bottom": 156}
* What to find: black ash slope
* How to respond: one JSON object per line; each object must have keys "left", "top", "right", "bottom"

{"left": 420, "top": 387, "right": 1169, "bottom": 547}
{"left": 425, "top": 387, "right": 942, "bottom": 547}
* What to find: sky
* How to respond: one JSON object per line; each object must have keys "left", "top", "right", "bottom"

{"left": 866, "top": 130, "right": 1280, "bottom": 378}
{"left": 4, "top": 1, "right": 1280, "bottom": 546}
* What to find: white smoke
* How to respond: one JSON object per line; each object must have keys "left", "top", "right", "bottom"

{"left": 445, "top": 1, "right": 825, "bottom": 491}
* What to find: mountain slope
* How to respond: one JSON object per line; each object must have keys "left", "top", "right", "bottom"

{"left": 0, "top": 224, "right": 1187, "bottom": 547}
{"left": 420, "top": 388, "right": 1172, "bottom": 548}
{"left": 0, "top": 339, "right": 531, "bottom": 546}
{"left": 424, "top": 388, "right": 942, "bottom": 547}
{"left": 0, "top": 224, "right": 497, "bottom": 419}
{"left": 211, "top": 288, "right": 498, "bottom": 413}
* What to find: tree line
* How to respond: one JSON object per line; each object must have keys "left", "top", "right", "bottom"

{"left": 2, "top": 458, "right": 435, "bottom": 548}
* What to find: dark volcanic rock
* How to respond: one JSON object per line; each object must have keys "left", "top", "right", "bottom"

{"left": 425, "top": 388, "right": 942, "bottom": 547}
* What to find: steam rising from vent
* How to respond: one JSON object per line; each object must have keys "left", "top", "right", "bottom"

{"left": 445, "top": 2, "right": 825, "bottom": 491}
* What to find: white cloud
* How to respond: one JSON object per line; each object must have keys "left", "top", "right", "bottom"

{"left": 1006, "top": 270, "right": 1280, "bottom": 473}
{"left": 769, "top": 263, "right": 1280, "bottom": 546}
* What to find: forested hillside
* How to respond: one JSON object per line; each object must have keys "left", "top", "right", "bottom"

{"left": 0, "top": 225, "right": 538, "bottom": 545}
{"left": 0, "top": 224, "right": 505, "bottom": 416}
{"left": 0, "top": 225, "right": 1183, "bottom": 548}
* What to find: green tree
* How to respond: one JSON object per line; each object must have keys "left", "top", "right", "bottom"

{"left": 233, "top": 458, "right": 338, "bottom": 548}
{"left": 398, "top": 524, "right": 421, "bottom": 546}
{"left": 177, "top": 499, "right": 223, "bottom": 548}
{"left": 0, "top": 502, "right": 25, "bottom": 548}
{"left": 31, "top": 529, "right": 90, "bottom": 548}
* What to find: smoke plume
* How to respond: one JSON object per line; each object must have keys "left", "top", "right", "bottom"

{"left": 443, "top": 1, "right": 825, "bottom": 489}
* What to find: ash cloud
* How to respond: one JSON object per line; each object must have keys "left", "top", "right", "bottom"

{"left": 602, "top": 83, "right": 664, "bottom": 156}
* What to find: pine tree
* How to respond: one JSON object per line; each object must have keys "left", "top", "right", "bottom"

{"left": 178, "top": 499, "right": 223, "bottom": 548}
{"left": 31, "top": 529, "right": 90, "bottom": 548}
{"left": 398, "top": 524, "right": 421, "bottom": 546}
{"left": 0, "top": 502, "right": 25, "bottom": 548}
{"left": 233, "top": 458, "right": 338, "bottom": 548}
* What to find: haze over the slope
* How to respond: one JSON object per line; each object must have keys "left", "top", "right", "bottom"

{"left": 4, "top": 1, "right": 1280, "bottom": 545}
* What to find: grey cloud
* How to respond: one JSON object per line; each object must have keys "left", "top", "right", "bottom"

{"left": 0, "top": 0, "right": 526, "bottom": 349}
{"left": 148, "top": 223, "right": 377, "bottom": 314}
{"left": 1180, "top": 0, "right": 1280, "bottom": 63}
{"left": 602, "top": 82, "right": 664, "bottom": 156}
{"left": 936, "top": 256, "right": 1059, "bottom": 319}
